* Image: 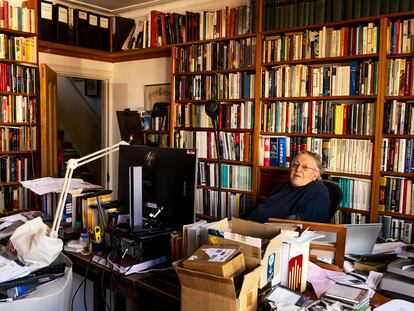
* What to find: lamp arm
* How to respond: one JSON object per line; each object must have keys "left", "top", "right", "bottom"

{"left": 49, "top": 140, "right": 129, "bottom": 238}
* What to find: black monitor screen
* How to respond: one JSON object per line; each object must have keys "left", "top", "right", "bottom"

{"left": 117, "top": 145, "right": 197, "bottom": 228}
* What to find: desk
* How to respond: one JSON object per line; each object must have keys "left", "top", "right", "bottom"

{"left": 64, "top": 251, "right": 180, "bottom": 311}
{"left": 65, "top": 251, "right": 391, "bottom": 311}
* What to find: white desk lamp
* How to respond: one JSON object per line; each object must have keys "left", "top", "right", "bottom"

{"left": 50, "top": 140, "right": 129, "bottom": 238}
{"left": 10, "top": 140, "right": 129, "bottom": 271}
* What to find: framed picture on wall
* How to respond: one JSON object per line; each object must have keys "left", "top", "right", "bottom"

{"left": 144, "top": 83, "right": 170, "bottom": 111}
{"left": 85, "top": 79, "right": 99, "bottom": 96}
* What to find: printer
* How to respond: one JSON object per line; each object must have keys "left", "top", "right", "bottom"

{"left": 379, "top": 250, "right": 414, "bottom": 301}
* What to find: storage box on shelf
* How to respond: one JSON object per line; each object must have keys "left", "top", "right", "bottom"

{"left": 0, "top": 0, "right": 39, "bottom": 213}
{"left": 258, "top": 18, "right": 381, "bottom": 223}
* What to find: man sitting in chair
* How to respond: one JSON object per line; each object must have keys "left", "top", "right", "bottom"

{"left": 248, "top": 150, "right": 331, "bottom": 223}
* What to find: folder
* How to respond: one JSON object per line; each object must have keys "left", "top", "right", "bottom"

{"left": 74, "top": 9, "right": 88, "bottom": 48}
{"left": 88, "top": 12, "right": 99, "bottom": 49}
{"left": 112, "top": 16, "right": 135, "bottom": 52}
{"left": 38, "top": 0, "right": 54, "bottom": 42}
{"left": 68, "top": 7, "right": 75, "bottom": 45}
{"left": 53, "top": 3, "right": 69, "bottom": 44}
{"left": 98, "top": 15, "right": 110, "bottom": 51}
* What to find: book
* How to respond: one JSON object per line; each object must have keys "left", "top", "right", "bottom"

{"left": 87, "top": 12, "right": 99, "bottom": 49}
{"left": 353, "top": 260, "right": 388, "bottom": 272}
{"left": 112, "top": 16, "right": 135, "bottom": 52}
{"left": 322, "top": 283, "right": 368, "bottom": 305}
{"left": 98, "top": 15, "right": 110, "bottom": 51}
{"left": 74, "top": 9, "right": 88, "bottom": 48}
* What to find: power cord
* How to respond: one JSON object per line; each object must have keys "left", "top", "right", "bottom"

{"left": 71, "top": 253, "right": 94, "bottom": 311}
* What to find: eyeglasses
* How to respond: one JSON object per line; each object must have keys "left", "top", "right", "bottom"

{"left": 290, "top": 162, "right": 318, "bottom": 173}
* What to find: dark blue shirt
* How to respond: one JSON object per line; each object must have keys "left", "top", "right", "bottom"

{"left": 248, "top": 180, "right": 331, "bottom": 223}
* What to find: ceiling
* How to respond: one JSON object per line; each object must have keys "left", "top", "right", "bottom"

{"left": 66, "top": 0, "right": 174, "bottom": 13}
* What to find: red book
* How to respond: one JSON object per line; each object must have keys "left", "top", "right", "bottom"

{"left": 150, "top": 10, "right": 163, "bottom": 48}
{"left": 343, "top": 27, "right": 349, "bottom": 56}
{"left": 229, "top": 7, "right": 235, "bottom": 37}
{"left": 395, "top": 19, "right": 401, "bottom": 54}
{"left": 342, "top": 104, "right": 348, "bottom": 134}
{"left": 402, "top": 179, "right": 408, "bottom": 214}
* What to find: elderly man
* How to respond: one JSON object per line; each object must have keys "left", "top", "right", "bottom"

{"left": 248, "top": 150, "right": 331, "bottom": 223}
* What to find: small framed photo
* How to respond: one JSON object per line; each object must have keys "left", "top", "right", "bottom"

{"left": 85, "top": 79, "right": 99, "bottom": 97}
{"left": 144, "top": 83, "right": 170, "bottom": 111}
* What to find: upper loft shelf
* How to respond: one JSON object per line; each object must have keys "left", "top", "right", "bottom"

{"left": 38, "top": 40, "right": 171, "bottom": 63}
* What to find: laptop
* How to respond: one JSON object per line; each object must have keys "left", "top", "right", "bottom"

{"left": 344, "top": 223, "right": 382, "bottom": 255}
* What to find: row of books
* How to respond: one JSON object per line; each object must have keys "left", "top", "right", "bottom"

{"left": 38, "top": 1, "right": 110, "bottom": 51}
{"left": 263, "top": 0, "right": 412, "bottom": 31}
{"left": 383, "top": 100, "right": 414, "bottom": 135}
{"left": 381, "top": 138, "right": 414, "bottom": 173}
{"left": 332, "top": 177, "right": 371, "bottom": 211}
{"left": 259, "top": 136, "right": 373, "bottom": 175}
{"left": 142, "top": 112, "right": 168, "bottom": 131}
{"left": 0, "top": 63, "right": 36, "bottom": 94}
{"left": 262, "top": 23, "right": 378, "bottom": 63}
{"left": 0, "top": 125, "right": 36, "bottom": 151}
{"left": 379, "top": 215, "right": 413, "bottom": 243}
{"left": 0, "top": 0, "right": 36, "bottom": 33}
{"left": 0, "top": 34, "right": 36, "bottom": 63}
{"left": 333, "top": 210, "right": 367, "bottom": 224}
{"left": 387, "top": 18, "right": 414, "bottom": 55}
{"left": 198, "top": 162, "right": 252, "bottom": 191}
{"left": 320, "top": 283, "right": 370, "bottom": 310}
{"left": 385, "top": 58, "right": 414, "bottom": 96}
{"left": 175, "top": 101, "right": 254, "bottom": 130}
{"left": 379, "top": 176, "right": 413, "bottom": 214}
{"left": 143, "top": 133, "right": 168, "bottom": 147}
{"left": 0, "top": 96, "right": 36, "bottom": 123}
{"left": 261, "top": 101, "right": 375, "bottom": 135}
{"left": 41, "top": 190, "right": 113, "bottom": 231}
{"left": 173, "top": 38, "right": 256, "bottom": 73}
{"left": 122, "top": 2, "right": 256, "bottom": 51}
{"left": 261, "top": 61, "right": 378, "bottom": 98}
{"left": 174, "top": 73, "right": 255, "bottom": 100}
{"left": 0, "top": 155, "right": 29, "bottom": 183}
{"left": 175, "top": 130, "right": 252, "bottom": 162}
{"left": 194, "top": 189, "right": 252, "bottom": 218}
{"left": 0, "top": 186, "right": 29, "bottom": 212}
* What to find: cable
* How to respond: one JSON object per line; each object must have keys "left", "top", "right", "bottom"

{"left": 71, "top": 253, "right": 94, "bottom": 311}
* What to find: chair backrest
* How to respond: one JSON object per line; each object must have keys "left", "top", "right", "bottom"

{"left": 322, "top": 180, "right": 343, "bottom": 220}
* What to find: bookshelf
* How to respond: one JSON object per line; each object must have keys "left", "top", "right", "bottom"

{"left": 0, "top": 0, "right": 39, "bottom": 214}
{"left": 171, "top": 1, "right": 257, "bottom": 220}
{"left": 374, "top": 13, "right": 414, "bottom": 242}
{"left": 258, "top": 16, "right": 382, "bottom": 225}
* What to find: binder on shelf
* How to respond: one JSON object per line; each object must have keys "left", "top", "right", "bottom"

{"left": 53, "top": 3, "right": 69, "bottom": 45}
{"left": 98, "top": 16, "right": 110, "bottom": 51}
{"left": 38, "top": 0, "right": 54, "bottom": 42}
{"left": 112, "top": 16, "right": 135, "bottom": 52}
{"left": 68, "top": 7, "right": 75, "bottom": 45}
{"left": 74, "top": 9, "right": 88, "bottom": 48}
{"left": 88, "top": 12, "right": 99, "bottom": 49}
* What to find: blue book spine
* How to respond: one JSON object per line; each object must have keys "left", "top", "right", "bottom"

{"left": 278, "top": 137, "right": 286, "bottom": 167}
{"left": 269, "top": 137, "right": 279, "bottom": 166}
{"left": 405, "top": 138, "right": 412, "bottom": 173}
{"left": 350, "top": 61, "right": 357, "bottom": 96}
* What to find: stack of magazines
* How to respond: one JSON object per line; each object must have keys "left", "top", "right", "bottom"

{"left": 320, "top": 283, "right": 370, "bottom": 310}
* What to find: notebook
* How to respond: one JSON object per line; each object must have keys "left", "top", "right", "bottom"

{"left": 345, "top": 223, "right": 382, "bottom": 255}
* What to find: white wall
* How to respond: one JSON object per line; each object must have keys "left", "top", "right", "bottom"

{"left": 111, "top": 57, "right": 171, "bottom": 193}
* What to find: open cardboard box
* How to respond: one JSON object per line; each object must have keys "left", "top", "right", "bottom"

{"left": 208, "top": 218, "right": 296, "bottom": 288}
{"left": 174, "top": 258, "right": 261, "bottom": 311}
{"left": 182, "top": 245, "right": 245, "bottom": 278}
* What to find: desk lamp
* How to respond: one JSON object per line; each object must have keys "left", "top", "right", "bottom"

{"left": 11, "top": 140, "right": 129, "bottom": 271}
{"left": 205, "top": 100, "right": 225, "bottom": 219}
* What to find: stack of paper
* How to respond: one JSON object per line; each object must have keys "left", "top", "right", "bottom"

{"left": 0, "top": 255, "right": 30, "bottom": 283}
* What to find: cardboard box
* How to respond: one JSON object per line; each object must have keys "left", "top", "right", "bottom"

{"left": 174, "top": 260, "right": 261, "bottom": 311}
{"left": 182, "top": 245, "right": 246, "bottom": 278}
{"left": 208, "top": 218, "right": 296, "bottom": 288}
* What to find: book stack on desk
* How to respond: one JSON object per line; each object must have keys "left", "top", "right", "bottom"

{"left": 320, "top": 283, "right": 370, "bottom": 311}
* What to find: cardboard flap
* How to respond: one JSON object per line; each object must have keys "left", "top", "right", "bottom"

{"left": 210, "top": 218, "right": 231, "bottom": 232}
{"left": 238, "top": 265, "right": 262, "bottom": 297}
{"left": 231, "top": 218, "right": 281, "bottom": 239}
{"left": 174, "top": 262, "right": 237, "bottom": 298}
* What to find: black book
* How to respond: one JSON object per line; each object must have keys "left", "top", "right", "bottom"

{"left": 112, "top": 16, "right": 135, "bottom": 52}
{"left": 38, "top": 0, "right": 54, "bottom": 42}
{"left": 53, "top": 3, "right": 69, "bottom": 44}
{"left": 74, "top": 9, "right": 89, "bottom": 48}
{"left": 88, "top": 12, "right": 99, "bottom": 49}
{"left": 98, "top": 16, "right": 110, "bottom": 51}
{"left": 344, "top": 0, "right": 354, "bottom": 20}
{"left": 370, "top": 0, "right": 381, "bottom": 17}
{"left": 360, "top": 0, "right": 371, "bottom": 17}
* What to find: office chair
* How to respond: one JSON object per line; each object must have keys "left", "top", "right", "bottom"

{"left": 322, "top": 180, "right": 343, "bottom": 221}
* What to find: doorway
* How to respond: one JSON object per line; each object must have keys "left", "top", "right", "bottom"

{"left": 56, "top": 76, "right": 104, "bottom": 185}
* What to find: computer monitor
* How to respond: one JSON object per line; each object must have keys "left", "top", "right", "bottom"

{"left": 344, "top": 223, "right": 382, "bottom": 255}
{"left": 117, "top": 145, "right": 197, "bottom": 229}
